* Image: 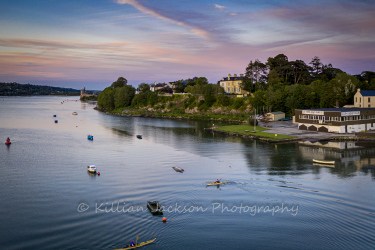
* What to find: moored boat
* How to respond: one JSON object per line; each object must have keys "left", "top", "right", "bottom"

{"left": 313, "top": 159, "right": 335, "bottom": 165}
{"left": 88, "top": 135, "right": 93, "bottom": 140}
{"left": 87, "top": 165, "right": 97, "bottom": 173}
{"left": 72, "top": 112, "right": 78, "bottom": 115}
{"left": 207, "top": 181, "right": 228, "bottom": 186}
{"left": 136, "top": 135, "right": 142, "bottom": 139}
{"left": 115, "top": 238, "right": 156, "bottom": 250}
{"left": 147, "top": 201, "right": 162, "bottom": 214}
{"left": 172, "top": 166, "right": 184, "bottom": 172}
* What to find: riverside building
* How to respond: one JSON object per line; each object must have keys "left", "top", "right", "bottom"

{"left": 295, "top": 108, "right": 375, "bottom": 134}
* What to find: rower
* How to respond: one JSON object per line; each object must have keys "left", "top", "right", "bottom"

{"left": 130, "top": 239, "right": 135, "bottom": 246}
{"left": 216, "top": 179, "right": 220, "bottom": 183}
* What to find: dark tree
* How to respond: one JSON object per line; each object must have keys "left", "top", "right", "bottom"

{"left": 111, "top": 77, "right": 127, "bottom": 88}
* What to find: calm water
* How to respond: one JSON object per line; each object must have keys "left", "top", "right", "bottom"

{"left": 0, "top": 96, "right": 374, "bottom": 250}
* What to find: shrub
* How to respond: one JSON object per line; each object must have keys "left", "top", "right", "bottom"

{"left": 233, "top": 98, "right": 244, "bottom": 109}
{"left": 247, "top": 118, "right": 258, "bottom": 126}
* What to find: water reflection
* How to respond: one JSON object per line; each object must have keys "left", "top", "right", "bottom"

{"left": 298, "top": 141, "right": 375, "bottom": 179}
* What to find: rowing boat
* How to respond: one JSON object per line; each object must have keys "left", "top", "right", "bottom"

{"left": 147, "top": 201, "right": 163, "bottom": 214}
{"left": 115, "top": 238, "right": 156, "bottom": 250}
{"left": 172, "top": 166, "right": 184, "bottom": 172}
{"left": 313, "top": 159, "right": 335, "bottom": 165}
{"left": 207, "top": 181, "right": 228, "bottom": 186}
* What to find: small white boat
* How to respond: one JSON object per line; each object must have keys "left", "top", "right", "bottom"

{"left": 313, "top": 159, "right": 335, "bottom": 165}
{"left": 87, "top": 165, "right": 97, "bottom": 173}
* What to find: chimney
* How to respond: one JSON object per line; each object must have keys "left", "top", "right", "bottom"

{"left": 240, "top": 74, "right": 243, "bottom": 77}
{"left": 228, "top": 74, "right": 231, "bottom": 78}
{"left": 336, "top": 100, "right": 339, "bottom": 108}
{"left": 234, "top": 74, "right": 237, "bottom": 77}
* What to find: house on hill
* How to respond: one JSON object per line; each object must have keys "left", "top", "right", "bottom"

{"left": 217, "top": 74, "right": 249, "bottom": 96}
{"left": 354, "top": 88, "right": 375, "bottom": 108}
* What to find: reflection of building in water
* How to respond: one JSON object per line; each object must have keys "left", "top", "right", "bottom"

{"left": 298, "top": 140, "right": 360, "bottom": 150}
{"left": 298, "top": 141, "right": 375, "bottom": 169}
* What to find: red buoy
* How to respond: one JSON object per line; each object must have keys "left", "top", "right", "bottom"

{"left": 162, "top": 217, "right": 167, "bottom": 222}
{"left": 97, "top": 172, "right": 100, "bottom": 175}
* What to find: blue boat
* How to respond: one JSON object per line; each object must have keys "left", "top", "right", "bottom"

{"left": 88, "top": 135, "right": 93, "bottom": 140}
{"left": 136, "top": 135, "right": 142, "bottom": 139}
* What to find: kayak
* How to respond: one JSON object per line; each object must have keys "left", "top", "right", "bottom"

{"left": 207, "top": 181, "right": 228, "bottom": 186}
{"left": 115, "top": 238, "right": 156, "bottom": 250}
{"left": 5, "top": 141, "right": 11, "bottom": 145}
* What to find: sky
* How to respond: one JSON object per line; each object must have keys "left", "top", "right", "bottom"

{"left": 0, "top": 0, "right": 374, "bottom": 90}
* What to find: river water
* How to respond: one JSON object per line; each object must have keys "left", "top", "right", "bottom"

{"left": 0, "top": 96, "right": 374, "bottom": 250}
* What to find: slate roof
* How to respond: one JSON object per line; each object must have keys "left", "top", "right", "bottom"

{"left": 360, "top": 90, "right": 375, "bottom": 96}
{"left": 220, "top": 76, "right": 245, "bottom": 81}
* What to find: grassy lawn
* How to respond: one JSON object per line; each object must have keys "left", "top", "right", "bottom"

{"left": 216, "top": 124, "right": 296, "bottom": 140}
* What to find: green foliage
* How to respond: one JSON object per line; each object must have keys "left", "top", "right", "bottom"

{"left": 147, "top": 92, "right": 158, "bottom": 106}
{"left": 111, "top": 77, "right": 127, "bottom": 88}
{"left": 247, "top": 118, "right": 258, "bottom": 126}
{"left": 114, "top": 85, "right": 136, "bottom": 109}
{"left": 173, "top": 80, "right": 185, "bottom": 93}
{"left": 97, "top": 87, "right": 115, "bottom": 109}
{"left": 184, "top": 95, "right": 197, "bottom": 109}
{"left": 233, "top": 98, "right": 244, "bottom": 109}
{"left": 203, "top": 84, "right": 217, "bottom": 107}
{"left": 138, "top": 83, "right": 150, "bottom": 93}
{"left": 216, "top": 94, "right": 232, "bottom": 107}
{"left": 198, "top": 101, "right": 208, "bottom": 111}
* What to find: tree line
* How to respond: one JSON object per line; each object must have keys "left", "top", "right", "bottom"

{"left": 241, "top": 54, "right": 375, "bottom": 116}
{"left": 0, "top": 82, "right": 80, "bottom": 96}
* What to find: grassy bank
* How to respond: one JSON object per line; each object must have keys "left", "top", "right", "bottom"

{"left": 216, "top": 124, "right": 296, "bottom": 140}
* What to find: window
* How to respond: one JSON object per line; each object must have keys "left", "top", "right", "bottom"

{"left": 369, "top": 97, "right": 371, "bottom": 102}
{"left": 360, "top": 97, "right": 362, "bottom": 102}
{"left": 369, "top": 104, "right": 371, "bottom": 108}
{"left": 356, "top": 97, "right": 357, "bottom": 102}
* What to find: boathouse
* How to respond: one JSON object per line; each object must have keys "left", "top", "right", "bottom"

{"left": 294, "top": 108, "right": 375, "bottom": 133}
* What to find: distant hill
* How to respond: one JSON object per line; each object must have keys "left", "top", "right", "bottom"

{"left": 0, "top": 82, "right": 81, "bottom": 96}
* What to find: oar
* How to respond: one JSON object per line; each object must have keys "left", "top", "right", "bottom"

{"left": 135, "top": 236, "right": 139, "bottom": 246}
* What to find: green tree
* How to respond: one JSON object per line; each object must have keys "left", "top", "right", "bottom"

{"left": 309, "top": 56, "right": 323, "bottom": 78}
{"left": 194, "top": 77, "right": 208, "bottom": 86}
{"left": 173, "top": 80, "right": 185, "bottom": 93}
{"left": 111, "top": 77, "right": 127, "bottom": 88}
{"left": 97, "top": 87, "right": 115, "bottom": 109}
{"left": 267, "top": 54, "right": 292, "bottom": 84}
{"left": 240, "top": 77, "right": 254, "bottom": 92}
{"left": 267, "top": 70, "right": 283, "bottom": 86}
{"left": 138, "top": 83, "right": 150, "bottom": 93}
{"left": 290, "top": 60, "right": 312, "bottom": 85}
{"left": 114, "top": 85, "right": 136, "bottom": 108}
{"left": 250, "top": 90, "right": 267, "bottom": 111}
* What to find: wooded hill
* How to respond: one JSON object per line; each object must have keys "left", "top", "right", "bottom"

{"left": 97, "top": 54, "right": 375, "bottom": 118}
{"left": 0, "top": 82, "right": 80, "bottom": 96}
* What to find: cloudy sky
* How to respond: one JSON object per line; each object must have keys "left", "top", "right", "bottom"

{"left": 1, "top": 0, "right": 374, "bottom": 90}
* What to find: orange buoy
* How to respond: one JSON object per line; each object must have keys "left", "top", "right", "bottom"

{"left": 98, "top": 172, "right": 100, "bottom": 175}
{"left": 162, "top": 217, "right": 167, "bottom": 222}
